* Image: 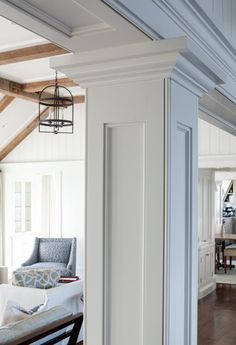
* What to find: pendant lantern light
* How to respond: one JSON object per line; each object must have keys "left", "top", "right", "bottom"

{"left": 39, "top": 72, "right": 74, "bottom": 134}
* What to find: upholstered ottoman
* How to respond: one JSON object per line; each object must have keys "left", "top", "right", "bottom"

{"left": 12, "top": 268, "right": 60, "bottom": 289}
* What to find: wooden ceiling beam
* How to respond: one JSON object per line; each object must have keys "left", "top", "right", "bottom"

{"left": 0, "top": 107, "right": 49, "bottom": 161}
{"left": 0, "top": 43, "right": 68, "bottom": 65}
{"left": 0, "top": 77, "right": 39, "bottom": 102}
{"left": 73, "top": 95, "right": 85, "bottom": 104}
{"left": 0, "top": 95, "right": 14, "bottom": 112}
{"left": 0, "top": 77, "right": 84, "bottom": 104}
{"left": 22, "top": 78, "right": 78, "bottom": 93}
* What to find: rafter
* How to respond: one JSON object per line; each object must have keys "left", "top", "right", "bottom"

{"left": 0, "top": 107, "right": 49, "bottom": 161}
{"left": 0, "top": 95, "right": 14, "bottom": 112}
{"left": 0, "top": 43, "right": 68, "bottom": 65}
{"left": 22, "top": 78, "right": 78, "bottom": 93}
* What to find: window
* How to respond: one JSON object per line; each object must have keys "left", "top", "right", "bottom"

{"left": 14, "top": 181, "right": 32, "bottom": 233}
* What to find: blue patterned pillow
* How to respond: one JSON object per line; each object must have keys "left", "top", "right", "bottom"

{"left": 12, "top": 269, "right": 60, "bottom": 289}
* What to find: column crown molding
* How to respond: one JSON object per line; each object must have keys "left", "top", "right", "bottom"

{"left": 51, "top": 37, "right": 226, "bottom": 95}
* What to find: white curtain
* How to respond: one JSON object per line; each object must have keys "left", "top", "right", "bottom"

{"left": 0, "top": 170, "right": 3, "bottom": 265}
{"left": 41, "top": 175, "right": 55, "bottom": 238}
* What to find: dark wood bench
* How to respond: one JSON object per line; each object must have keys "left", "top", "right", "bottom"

{"left": 8, "top": 312, "right": 83, "bottom": 345}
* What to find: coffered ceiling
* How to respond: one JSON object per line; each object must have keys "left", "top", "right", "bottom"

{"left": 0, "top": 0, "right": 148, "bottom": 52}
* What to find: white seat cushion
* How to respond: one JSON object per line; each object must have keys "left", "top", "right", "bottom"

{"left": 0, "top": 306, "right": 71, "bottom": 344}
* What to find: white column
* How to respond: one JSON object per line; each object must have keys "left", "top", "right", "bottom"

{"left": 52, "top": 37, "right": 225, "bottom": 345}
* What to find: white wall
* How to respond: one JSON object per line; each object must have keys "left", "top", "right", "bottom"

{"left": 199, "top": 119, "right": 236, "bottom": 168}
{"left": 2, "top": 103, "right": 85, "bottom": 162}
{"left": 0, "top": 99, "right": 38, "bottom": 149}
{"left": 198, "top": 169, "right": 214, "bottom": 243}
{"left": 199, "top": 118, "right": 236, "bottom": 156}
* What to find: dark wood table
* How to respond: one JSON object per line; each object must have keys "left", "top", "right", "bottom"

{"left": 215, "top": 234, "right": 236, "bottom": 241}
{"left": 215, "top": 234, "right": 236, "bottom": 272}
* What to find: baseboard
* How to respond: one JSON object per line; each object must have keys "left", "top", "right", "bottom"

{"left": 198, "top": 280, "right": 216, "bottom": 299}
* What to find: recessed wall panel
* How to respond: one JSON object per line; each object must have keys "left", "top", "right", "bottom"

{"left": 169, "top": 124, "right": 191, "bottom": 345}
{"left": 104, "top": 123, "right": 145, "bottom": 345}
{"left": 166, "top": 78, "right": 198, "bottom": 345}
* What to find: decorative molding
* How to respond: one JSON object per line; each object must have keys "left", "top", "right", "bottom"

{"left": 0, "top": 0, "right": 71, "bottom": 48}
{"left": 72, "top": 22, "right": 113, "bottom": 36}
{"left": 4, "top": 0, "right": 72, "bottom": 36}
{"left": 183, "top": 123, "right": 192, "bottom": 345}
{"left": 198, "top": 240, "right": 216, "bottom": 301}
{"left": 103, "top": 122, "right": 145, "bottom": 345}
{"left": 51, "top": 38, "right": 185, "bottom": 87}
{"left": 173, "top": 55, "right": 216, "bottom": 96}
{"left": 198, "top": 280, "right": 216, "bottom": 299}
{"left": 183, "top": 0, "right": 236, "bottom": 57}
{"left": 51, "top": 37, "right": 225, "bottom": 95}
{"left": 217, "top": 84, "right": 236, "bottom": 106}
{"left": 198, "top": 242, "right": 215, "bottom": 251}
{"left": 186, "top": 0, "right": 236, "bottom": 49}
{"left": 199, "top": 105, "right": 236, "bottom": 137}
{"left": 199, "top": 154, "right": 236, "bottom": 169}
{"left": 164, "top": 78, "right": 199, "bottom": 345}
{"left": 199, "top": 88, "right": 236, "bottom": 135}
{"left": 102, "top": 0, "right": 162, "bottom": 40}
{"left": 103, "top": 0, "right": 236, "bottom": 99}
{"left": 166, "top": 122, "right": 193, "bottom": 345}
{"left": 0, "top": 0, "right": 148, "bottom": 54}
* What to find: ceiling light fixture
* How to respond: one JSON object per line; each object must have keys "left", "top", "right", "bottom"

{"left": 38, "top": 72, "right": 74, "bottom": 134}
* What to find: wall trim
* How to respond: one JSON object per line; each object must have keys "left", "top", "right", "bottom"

{"left": 199, "top": 155, "right": 236, "bottom": 169}
{"left": 198, "top": 281, "right": 216, "bottom": 299}
{"left": 72, "top": 22, "right": 112, "bottom": 37}
{"left": 199, "top": 106, "right": 236, "bottom": 137}
{"left": 102, "top": 0, "right": 163, "bottom": 40}
{"left": 0, "top": 159, "right": 84, "bottom": 170}
{"left": 103, "top": 0, "right": 236, "bottom": 102}
{"left": 1, "top": 0, "right": 72, "bottom": 36}
{"left": 51, "top": 37, "right": 224, "bottom": 94}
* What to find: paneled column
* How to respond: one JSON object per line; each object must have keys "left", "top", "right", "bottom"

{"left": 52, "top": 37, "right": 225, "bottom": 345}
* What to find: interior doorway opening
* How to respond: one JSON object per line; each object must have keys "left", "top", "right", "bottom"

{"left": 198, "top": 117, "right": 236, "bottom": 344}
{"left": 0, "top": 15, "right": 86, "bottom": 344}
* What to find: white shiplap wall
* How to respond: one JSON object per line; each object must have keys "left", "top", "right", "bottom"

{"left": 195, "top": 0, "right": 236, "bottom": 48}
{"left": 199, "top": 118, "right": 236, "bottom": 156}
{"left": 0, "top": 99, "right": 38, "bottom": 149}
{"left": 3, "top": 103, "right": 85, "bottom": 163}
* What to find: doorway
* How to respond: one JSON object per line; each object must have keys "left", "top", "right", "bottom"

{"left": 198, "top": 118, "right": 236, "bottom": 344}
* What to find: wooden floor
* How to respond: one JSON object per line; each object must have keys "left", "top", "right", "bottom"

{"left": 198, "top": 284, "right": 236, "bottom": 345}
{"left": 78, "top": 285, "right": 236, "bottom": 345}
